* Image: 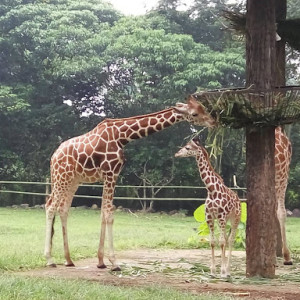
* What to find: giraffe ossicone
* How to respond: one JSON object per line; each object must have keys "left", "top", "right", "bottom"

{"left": 175, "top": 138, "right": 241, "bottom": 278}
{"left": 44, "top": 96, "right": 215, "bottom": 270}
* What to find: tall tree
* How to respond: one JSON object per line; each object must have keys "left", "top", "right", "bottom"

{"left": 0, "top": 0, "right": 120, "bottom": 182}
{"left": 153, "top": 0, "right": 236, "bottom": 50}
{"left": 245, "top": 0, "right": 277, "bottom": 278}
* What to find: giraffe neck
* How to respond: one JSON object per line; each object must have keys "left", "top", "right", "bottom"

{"left": 107, "top": 108, "right": 184, "bottom": 146}
{"left": 195, "top": 154, "right": 223, "bottom": 193}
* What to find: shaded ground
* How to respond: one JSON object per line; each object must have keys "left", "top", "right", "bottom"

{"left": 22, "top": 249, "right": 300, "bottom": 299}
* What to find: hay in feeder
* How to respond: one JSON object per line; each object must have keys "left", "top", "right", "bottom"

{"left": 194, "top": 86, "right": 300, "bottom": 128}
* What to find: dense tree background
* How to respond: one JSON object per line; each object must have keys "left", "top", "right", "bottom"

{"left": 0, "top": 0, "right": 299, "bottom": 210}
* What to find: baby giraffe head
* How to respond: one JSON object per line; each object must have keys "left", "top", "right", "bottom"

{"left": 175, "top": 138, "right": 209, "bottom": 159}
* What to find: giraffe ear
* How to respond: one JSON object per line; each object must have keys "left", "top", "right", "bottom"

{"left": 192, "top": 138, "right": 201, "bottom": 146}
{"left": 186, "top": 95, "right": 197, "bottom": 104}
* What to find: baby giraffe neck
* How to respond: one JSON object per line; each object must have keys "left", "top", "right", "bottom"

{"left": 196, "top": 155, "right": 222, "bottom": 191}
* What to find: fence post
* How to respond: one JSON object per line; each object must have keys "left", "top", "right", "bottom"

{"left": 233, "top": 174, "right": 238, "bottom": 188}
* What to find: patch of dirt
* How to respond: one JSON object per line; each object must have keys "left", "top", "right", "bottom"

{"left": 22, "top": 249, "right": 300, "bottom": 299}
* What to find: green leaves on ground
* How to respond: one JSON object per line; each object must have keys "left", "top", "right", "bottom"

{"left": 194, "top": 202, "right": 247, "bottom": 248}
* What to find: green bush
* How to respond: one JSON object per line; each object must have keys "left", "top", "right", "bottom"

{"left": 193, "top": 202, "right": 247, "bottom": 249}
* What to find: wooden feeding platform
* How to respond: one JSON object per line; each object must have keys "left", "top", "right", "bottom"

{"left": 193, "top": 86, "right": 300, "bottom": 128}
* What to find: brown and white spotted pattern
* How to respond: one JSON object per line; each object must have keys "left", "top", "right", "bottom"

{"left": 44, "top": 96, "right": 216, "bottom": 270}
{"left": 175, "top": 139, "right": 241, "bottom": 278}
{"left": 275, "top": 126, "right": 292, "bottom": 265}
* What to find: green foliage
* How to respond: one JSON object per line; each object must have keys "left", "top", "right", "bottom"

{"left": 193, "top": 202, "right": 247, "bottom": 248}
{"left": 0, "top": 0, "right": 120, "bottom": 182}
{"left": 287, "top": 0, "right": 300, "bottom": 19}
{"left": 0, "top": 0, "right": 247, "bottom": 207}
{"left": 0, "top": 85, "right": 30, "bottom": 114}
{"left": 152, "top": 0, "right": 237, "bottom": 51}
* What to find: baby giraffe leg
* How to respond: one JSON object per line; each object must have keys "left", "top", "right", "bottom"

{"left": 218, "top": 220, "right": 227, "bottom": 278}
{"left": 226, "top": 218, "right": 239, "bottom": 277}
{"left": 207, "top": 220, "right": 216, "bottom": 276}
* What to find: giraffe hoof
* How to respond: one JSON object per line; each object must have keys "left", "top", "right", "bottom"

{"left": 111, "top": 266, "right": 121, "bottom": 272}
{"left": 65, "top": 262, "right": 75, "bottom": 267}
{"left": 97, "top": 264, "right": 107, "bottom": 269}
{"left": 47, "top": 263, "right": 57, "bottom": 268}
{"left": 284, "top": 261, "right": 293, "bottom": 265}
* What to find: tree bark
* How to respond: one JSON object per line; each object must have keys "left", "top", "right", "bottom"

{"left": 245, "top": 0, "right": 277, "bottom": 278}
{"left": 246, "top": 127, "right": 277, "bottom": 277}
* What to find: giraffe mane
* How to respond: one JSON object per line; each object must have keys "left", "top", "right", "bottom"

{"left": 102, "top": 107, "right": 174, "bottom": 123}
{"left": 199, "top": 145, "right": 224, "bottom": 184}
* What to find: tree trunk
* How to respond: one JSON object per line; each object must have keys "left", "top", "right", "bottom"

{"left": 246, "top": 127, "right": 277, "bottom": 277}
{"left": 245, "top": 0, "right": 277, "bottom": 278}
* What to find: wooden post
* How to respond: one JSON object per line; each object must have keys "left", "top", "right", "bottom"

{"left": 245, "top": 0, "right": 277, "bottom": 278}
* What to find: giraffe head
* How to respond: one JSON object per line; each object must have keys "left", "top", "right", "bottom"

{"left": 175, "top": 138, "right": 208, "bottom": 159}
{"left": 174, "top": 95, "right": 216, "bottom": 128}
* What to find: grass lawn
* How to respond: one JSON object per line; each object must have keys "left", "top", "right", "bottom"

{"left": 0, "top": 208, "right": 201, "bottom": 271}
{"left": 0, "top": 207, "right": 299, "bottom": 299}
{"left": 0, "top": 274, "right": 229, "bottom": 300}
{"left": 0, "top": 207, "right": 224, "bottom": 300}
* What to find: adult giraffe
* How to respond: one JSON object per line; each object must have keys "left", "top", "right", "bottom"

{"left": 44, "top": 95, "right": 215, "bottom": 270}
{"left": 275, "top": 126, "right": 292, "bottom": 265}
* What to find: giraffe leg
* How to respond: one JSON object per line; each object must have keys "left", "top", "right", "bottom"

{"left": 107, "top": 210, "right": 120, "bottom": 271}
{"left": 226, "top": 218, "right": 239, "bottom": 277}
{"left": 98, "top": 211, "right": 120, "bottom": 271}
{"left": 60, "top": 210, "right": 75, "bottom": 267}
{"left": 97, "top": 177, "right": 121, "bottom": 271}
{"left": 97, "top": 210, "right": 107, "bottom": 269}
{"left": 207, "top": 220, "right": 216, "bottom": 277}
{"left": 59, "top": 185, "right": 78, "bottom": 267}
{"left": 44, "top": 195, "right": 57, "bottom": 267}
{"left": 218, "top": 220, "right": 227, "bottom": 278}
{"left": 277, "top": 199, "right": 292, "bottom": 265}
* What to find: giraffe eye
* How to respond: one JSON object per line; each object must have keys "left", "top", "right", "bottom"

{"left": 192, "top": 113, "right": 198, "bottom": 117}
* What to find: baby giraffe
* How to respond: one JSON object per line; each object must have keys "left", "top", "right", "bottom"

{"left": 175, "top": 139, "right": 241, "bottom": 277}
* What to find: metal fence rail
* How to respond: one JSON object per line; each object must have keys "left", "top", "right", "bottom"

{"left": 0, "top": 181, "right": 247, "bottom": 202}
